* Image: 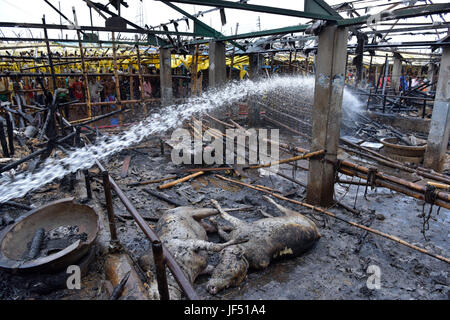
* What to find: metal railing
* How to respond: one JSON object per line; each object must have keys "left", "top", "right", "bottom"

{"left": 95, "top": 159, "right": 199, "bottom": 300}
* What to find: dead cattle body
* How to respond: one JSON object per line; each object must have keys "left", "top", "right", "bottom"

{"left": 0, "top": 0, "right": 449, "bottom": 303}
{"left": 139, "top": 206, "right": 246, "bottom": 299}
{"left": 207, "top": 197, "right": 320, "bottom": 294}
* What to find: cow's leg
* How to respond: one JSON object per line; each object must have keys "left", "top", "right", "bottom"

{"left": 208, "top": 216, "right": 234, "bottom": 232}
{"left": 259, "top": 209, "right": 274, "bottom": 218}
{"left": 198, "top": 264, "right": 215, "bottom": 275}
{"left": 200, "top": 220, "right": 217, "bottom": 233}
{"left": 171, "top": 238, "right": 246, "bottom": 253}
{"left": 189, "top": 208, "right": 221, "bottom": 220}
{"left": 211, "top": 199, "right": 246, "bottom": 228}
{"left": 217, "top": 226, "right": 232, "bottom": 242}
{"left": 263, "top": 195, "right": 299, "bottom": 217}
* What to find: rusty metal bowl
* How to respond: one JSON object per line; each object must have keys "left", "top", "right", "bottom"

{"left": 0, "top": 198, "right": 98, "bottom": 274}
{"left": 380, "top": 137, "right": 426, "bottom": 158}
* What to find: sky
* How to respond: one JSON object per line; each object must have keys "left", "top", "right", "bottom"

{"left": 0, "top": 0, "right": 448, "bottom": 45}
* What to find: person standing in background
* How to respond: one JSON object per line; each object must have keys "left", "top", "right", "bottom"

{"left": 400, "top": 72, "right": 409, "bottom": 92}
{"left": 103, "top": 76, "right": 116, "bottom": 102}
{"left": 72, "top": 77, "right": 84, "bottom": 102}
{"left": 89, "top": 78, "right": 104, "bottom": 103}
{"left": 143, "top": 78, "right": 152, "bottom": 98}
{"left": 68, "top": 75, "right": 76, "bottom": 100}
{"left": 411, "top": 74, "right": 418, "bottom": 88}
{"left": 89, "top": 78, "right": 104, "bottom": 115}
{"left": 133, "top": 73, "right": 140, "bottom": 100}
{"left": 102, "top": 76, "right": 116, "bottom": 117}
{"left": 0, "top": 77, "right": 9, "bottom": 102}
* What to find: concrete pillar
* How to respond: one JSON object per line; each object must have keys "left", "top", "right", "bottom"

{"left": 208, "top": 41, "right": 227, "bottom": 131}
{"left": 427, "top": 62, "right": 437, "bottom": 92}
{"left": 248, "top": 54, "right": 261, "bottom": 80}
{"left": 354, "top": 33, "right": 364, "bottom": 87}
{"left": 306, "top": 25, "right": 348, "bottom": 207}
{"left": 391, "top": 56, "right": 402, "bottom": 93}
{"left": 208, "top": 41, "right": 226, "bottom": 88}
{"left": 424, "top": 45, "right": 450, "bottom": 172}
{"left": 248, "top": 53, "right": 261, "bottom": 127}
{"left": 375, "top": 66, "right": 379, "bottom": 87}
{"left": 159, "top": 48, "right": 172, "bottom": 106}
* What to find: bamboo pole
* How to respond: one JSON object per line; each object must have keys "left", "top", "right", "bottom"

{"left": 340, "top": 160, "right": 450, "bottom": 205}
{"left": 197, "top": 72, "right": 203, "bottom": 95}
{"left": 191, "top": 44, "right": 199, "bottom": 96}
{"left": 215, "top": 174, "right": 450, "bottom": 264}
{"left": 0, "top": 72, "right": 187, "bottom": 78}
{"left": 71, "top": 98, "right": 158, "bottom": 107}
{"left": 111, "top": 31, "right": 122, "bottom": 125}
{"left": 135, "top": 44, "right": 147, "bottom": 115}
{"left": 228, "top": 118, "right": 245, "bottom": 131}
{"left": 247, "top": 149, "right": 324, "bottom": 170}
{"left": 184, "top": 167, "right": 233, "bottom": 173}
{"left": 205, "top": 113, "right": 235, "bottom": 128}
{"left": 129, "top": 65, "right": 134, "bottom": 113}
{"left": 127, "top": 175, "right": 177, "bottom": 187}
{"left": 340, "top": 141, "right": 450, "bottom": 185}
{"left": 202, "top": 119, "right": 309, "bottom": 173}
{"left": 73, "top": 12, "right": 92, "bottom": 119}
{"left": 157, "top": 171, "right": 204, "bottom": 190}
{"left": 263, "top": 114, "right": 311, "bottom": 139}
{"left": 260, "top": 138, "right": 450, "bottom": 209}
{"left": 201, "top": 117, "right": 447, "bottom": 209}
{"left": 338, "top": 162, "right": 450, "bottom": 210}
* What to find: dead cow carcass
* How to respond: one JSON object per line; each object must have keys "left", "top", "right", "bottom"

{"left": 139, "top": 206, "right": 244, "bottom": 299}
{"left": 207, "top": 196, "right": 320, "bottom": 295}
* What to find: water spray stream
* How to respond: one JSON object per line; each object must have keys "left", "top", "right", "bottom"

{"left": 0, "top": 76, "right": 362, "bottom": 203}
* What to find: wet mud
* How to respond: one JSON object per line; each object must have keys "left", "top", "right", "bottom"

{"left": 0, "top": 130, "right": 448, "bottom": 300}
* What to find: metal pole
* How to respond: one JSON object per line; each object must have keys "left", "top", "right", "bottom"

{"left": 381, "top": 54, "right": 389, "bottom": 113}
{"left": 288, "top": 50, "right": 292, "bottom": 74}
{"left": 422, "top": 98, "right": 427, "bottom": 118}
{"left": 42, "top": 15, "right": 57, "bottom": 91}
{"left": 0, "top": 121, "right": 10, "bottom": 157}
{"left": 368, "top": 54, "right": 373, "bottom": 87}
{"left": 73, "top": 8, "right": 92, "bottom": 119}
{"left": 59, "top": 1, "right": 63, "bottom": 39}
{"left": 128, "top": 65, "right": 134, "bottom": 112}
{"left": 152, "top": 240, "right": 170, "bottom": 300}
{"left": 95, "top": 160, "right": 198, "bottom": 300}
{"left": 111, "top": 31, "right": 123, "bottom": 124}
{"left": 5, "top": 114, "right": 14, "bottom": 156}
{"left": 83, "top": 169, "right": 92, "bottom": 200}
{"left": 366, "top": 87, "right": 372, "bottom": 111}
{"left": 102, "top": 170, "right": 118, "bottom": 242}
{"left": 228, "top": 23, "right": 239, "bottom": 80}
{"left": 160, "top": 138, "right": 164, "bottom": 155}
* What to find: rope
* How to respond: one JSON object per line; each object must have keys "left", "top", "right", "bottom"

{"left": 333, "top": 159, "right": 343, "bottom": 184}
{"left": 420, "top": 184, "right": 441, "bottom": 241}
{"left": 364, "top": 167, "right": 378, "bottom": 199}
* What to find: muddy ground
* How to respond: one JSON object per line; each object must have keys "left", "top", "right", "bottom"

{"left": 0, "top": 124, "right": 448, "bottom": 300}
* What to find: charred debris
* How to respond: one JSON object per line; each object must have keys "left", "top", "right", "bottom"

{"left": 0, "top": 0, "right": 449, "bottom": 300}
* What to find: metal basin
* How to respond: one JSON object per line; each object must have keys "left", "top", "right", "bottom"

{"left": 0, "top": 198, "right": 98, "bottom": 273}
{"left": 380, "top": 137, "right": 426, "bottom": 159}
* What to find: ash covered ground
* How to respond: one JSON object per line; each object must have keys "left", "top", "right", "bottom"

{"left": 0, "top": 127, "right": 448, "bottom": 300}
